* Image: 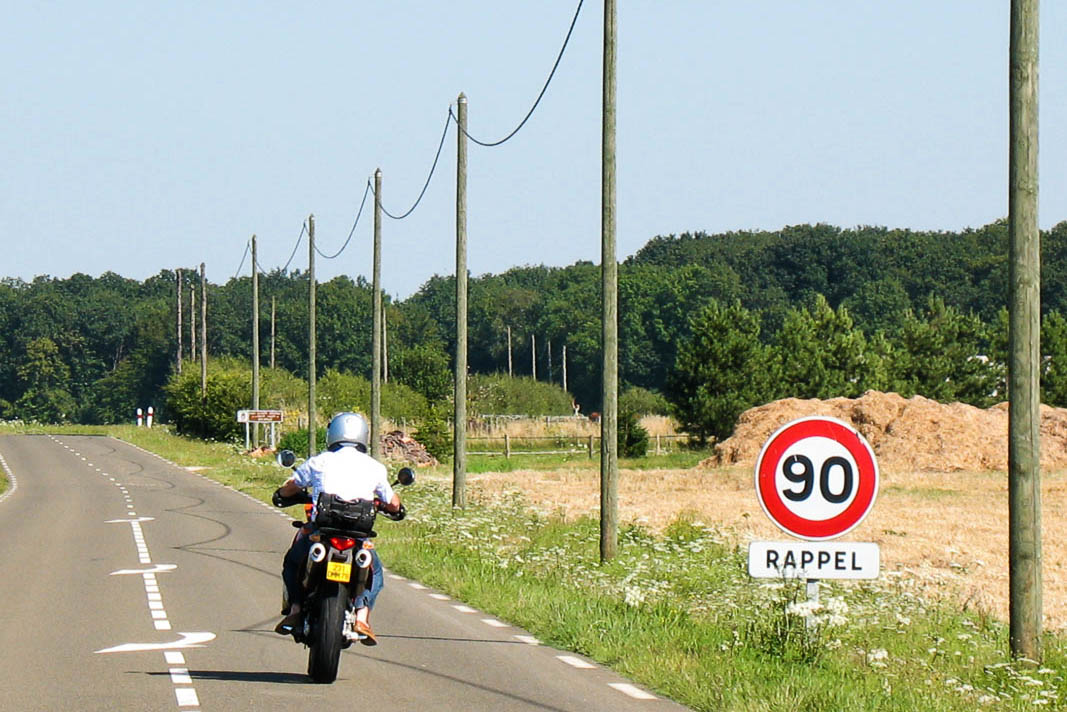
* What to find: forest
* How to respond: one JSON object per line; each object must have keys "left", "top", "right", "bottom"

{"left": 3, "top": 219, "right": 1067, "bottom": 442}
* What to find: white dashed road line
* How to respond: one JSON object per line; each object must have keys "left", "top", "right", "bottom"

{"left": 50, "top": 436, "right": 203, "bottom": 709}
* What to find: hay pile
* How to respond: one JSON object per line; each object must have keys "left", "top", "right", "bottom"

{"left": 701, "top": 391, "right": 1067, "bottom": 473}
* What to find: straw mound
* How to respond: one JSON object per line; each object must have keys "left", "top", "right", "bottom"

{"left": 701, "top": 391, "right": 1067, "bottom": 473}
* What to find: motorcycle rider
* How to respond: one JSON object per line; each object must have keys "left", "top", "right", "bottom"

{"left": 272, "top": 411, "right": 404, "bottom": 645}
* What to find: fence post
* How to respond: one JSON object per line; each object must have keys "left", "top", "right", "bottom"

{"left": 505, "top": 433, "right": 511, "bottom": 459}
{"left": 588, "top": 435, "right": 594, "bottom": 459}
{"left": 656, "top": 434, "right": 661, "bottom": 456}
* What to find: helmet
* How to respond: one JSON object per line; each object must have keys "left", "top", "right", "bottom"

{"left": 326, "top": 412, "right": 370, "bottom": 452}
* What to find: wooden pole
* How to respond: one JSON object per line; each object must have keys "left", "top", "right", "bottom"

{"left": 600, "top": 0, "right": 618, "bottom": 562}
{"left": 176, "top": 268, "right": 183, "bottom": 374}
{"left": 372, "top": 169, "right": 383, "bottom": 460}
{"left": 454, "top": 93, "right": 469, "bottom": 508}
{"left": 308, "top": 215, "right": 317, "bottom": 457}
{"left": 563, "top": 343, "right": 568, "bottom": 393}
{"left": 251, "top": 235, "right": 260, "bottom": 448}
{"left": 270, "top": 296, "right": 276, "bottom": 370}
{"left": 1008, "top": 0, "right": 1042, "bottom": 661}
{"left": 200, "top": 262, "right": 207, "bottom": 398}
{"left": 190, "top": 284, "right": 196, "bottom": 363}
{"left": 531, "top": 333, "right": 537, "bottom": 380}
{"left": 507, "top": 325, "right": 513, "bottom": 377}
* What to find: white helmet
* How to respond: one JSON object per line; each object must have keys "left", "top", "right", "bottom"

{"left": 326, "top": 412, "right": 370, "bottom": 452}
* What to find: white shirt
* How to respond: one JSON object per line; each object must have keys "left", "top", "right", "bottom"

{"left": 291, "top": 446, "right": 394, "bottom": 519}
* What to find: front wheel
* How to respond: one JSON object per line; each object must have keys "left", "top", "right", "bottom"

{"left": 307, "top": 583, "right": 347, "bottom": 683}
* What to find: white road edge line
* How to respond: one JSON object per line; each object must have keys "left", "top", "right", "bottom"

{"left": 557, "top": 655, "right": 596, "bottom": 669}
{"left": 608, "top": 683, "right": 657, "bottom": 700}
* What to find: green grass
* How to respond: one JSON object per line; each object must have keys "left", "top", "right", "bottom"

{"left": 7, "top": 423, "right": 1064, "bottom": 710}
{"left": 459, "top": 448, "right": 713, "bottom": 474}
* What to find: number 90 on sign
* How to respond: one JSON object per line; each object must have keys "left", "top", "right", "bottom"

{"left": 777, "top": 441, "right": 857, "bottom": 520}
{"left": 755, "top": 417, "right": 879, "bottom": 541}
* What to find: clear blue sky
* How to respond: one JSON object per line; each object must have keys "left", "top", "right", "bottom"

{"left": 3, "top": 2, "right": 1065, "bottom": 298}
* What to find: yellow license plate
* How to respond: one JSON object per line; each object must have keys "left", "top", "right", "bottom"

{"left": 326, "top": 561, "right": 351, "bottom": 583}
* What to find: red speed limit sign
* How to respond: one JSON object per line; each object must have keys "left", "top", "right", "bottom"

{"left": 754, "top": 416, "right": 879, "bottom": 541}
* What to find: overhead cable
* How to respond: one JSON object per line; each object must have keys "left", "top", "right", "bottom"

{"left": 233, "top": 239, "right": 251, "bottom": 279}
{"left": 451, "top": 0, "right": 584, "bottom": 148}
{"left": 374, "top": 110, "right": 453, "bottom": 220}
{"left": 315, "top": 180, "right": 372, "bottom": 259}
{"left": 279, "top": 222, "right": 308, "bottom": 273}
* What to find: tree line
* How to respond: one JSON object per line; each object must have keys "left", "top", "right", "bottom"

{"left": 3, "top": 219, "right": 1067, "bottom": 441}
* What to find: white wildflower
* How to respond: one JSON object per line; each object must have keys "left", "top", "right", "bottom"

{"left": 623, "top": 586, "right": 646, "bottom": 607}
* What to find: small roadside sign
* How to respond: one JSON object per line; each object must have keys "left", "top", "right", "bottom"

{"left": 237, "top": 410, "right": 284, "bottom": 424}
{"left": 748, "top": 541, "right": 879, "bottom": 580}
{"left": 753, "top": 416, "right": 879, "bottom": 541}
{"left": 236, "top": 409, "right": 284, "bottom": 450}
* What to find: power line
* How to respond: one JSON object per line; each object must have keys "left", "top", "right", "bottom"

{"left": 233, "top": 239, "right": 251, "bottom": 279}
{"left": 315, "top": 180, "right": 372, "bottom": 259}
{"left": 451, "top": 0, "right": 584, "bottom": 148}
{"left": 373, "top": 110, "right": 452, "bottom": 220}
{"left": 279, "top": 222, "right": 308, "bottom": 273}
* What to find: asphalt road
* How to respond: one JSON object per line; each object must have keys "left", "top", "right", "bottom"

{"left": 0, "top": 434, "right": 691, "bottom": 711}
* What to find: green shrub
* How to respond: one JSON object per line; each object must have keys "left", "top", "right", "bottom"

{"left": 164, "top": 358, "right": 251, "bottom": 441}
{"left": 415, "top": 405, "right": 452, "bottom": 462}
{"left": 467, "top": 374, "right": 573, "bottom": 416}
{"left": 619, "top": 409, "right": 649, "bottom": 458}
{"left": 317, "top": 369, "right": 428, "bottom": 421}
{"left": 278, "top": 426, "right": 328, "bottom": 456}
{"left": 619, "top": 385, "right": 670, "bottom": 416}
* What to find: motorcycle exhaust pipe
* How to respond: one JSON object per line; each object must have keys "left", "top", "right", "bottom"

{"left": 309, "top": 542, "right": 327, "bottom": 563}
{"left": 355, "top": 549, "right": 373, "bottom": 569}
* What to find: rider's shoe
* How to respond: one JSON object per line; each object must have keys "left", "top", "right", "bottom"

{"left": 274, "top": 611, "right": 302, "bottom": 635}
{"left": 354, "top": 620, "right": 377, "bottom": 646}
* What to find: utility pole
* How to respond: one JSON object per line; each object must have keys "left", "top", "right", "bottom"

{"left": 382, "top": 308, "right": 389, "bottom": 384}
{"left": 454, "top": 92, "right": 468, "bottom": 508}
{"left": 308, "top": 215, "right": 317, "bottom": 458}
{"left": 600, "top": 0, "right": 619, "bottom": 562}
{"left": 548, "top": 338, "right": 553, "bottom": 384}
{"left": 1008, "top": 0, "right": 1042, "bottom": 662}
{"left": 251, "top": 235, "right": 260, "bottom": 448}
{"left": 200, "top": 262, "right": 207, "bottom": 398}
{"left": 372, "top": 169, "right": 383, "bottom": 461}
{"left": 531, "top": 333, "right": 537, "bottom": 380}
{"left": 270, "top": 296, "right": 276, "bottom": 370}
{"left": 190, "top": 284, "right": 196, "bottom": 363}
{"left": 507, "top": 325, "right": 513, "bottom": 377}
{"left": 176, "top": 269, "right": 183, "bottom": 374}
{"left": 563, "top": 344, "right": 568, "bottom": 393}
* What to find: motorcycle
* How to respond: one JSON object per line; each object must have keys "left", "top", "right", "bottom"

{"left": 272, "top": 449, "right": 415, "bottom": 683}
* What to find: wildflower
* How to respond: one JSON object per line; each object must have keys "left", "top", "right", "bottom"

{"left": 624, "top": 586, "right": 645, "bottom": 607}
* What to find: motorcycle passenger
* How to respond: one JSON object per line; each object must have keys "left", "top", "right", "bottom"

{"left": 273, "top": 411, "right": 404, "bottom": 645}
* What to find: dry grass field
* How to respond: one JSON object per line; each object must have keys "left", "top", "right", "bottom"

{"left": 463, "top": 393, "right": 1067, "bottom": 631}
{"left": 467, "top": 464, "right": 1067, "bottom": 630}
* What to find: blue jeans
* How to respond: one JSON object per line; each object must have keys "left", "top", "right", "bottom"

{"left": 282, "top": 529, "right": 384, "bottom": 610}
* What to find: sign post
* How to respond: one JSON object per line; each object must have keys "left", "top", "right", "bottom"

{"left": 748, "top": 416, "right": 881, "bottom": 625}
{"left": 237, "top": 410, "right": 284, "bottom": 450}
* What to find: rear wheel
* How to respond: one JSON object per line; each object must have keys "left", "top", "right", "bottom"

{"left": 307, "top": 583, "right": 347, "bottom": 683}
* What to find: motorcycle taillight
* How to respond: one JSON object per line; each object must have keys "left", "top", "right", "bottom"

{"left": 329, "top": 537, "right": 357, "bottom": 552}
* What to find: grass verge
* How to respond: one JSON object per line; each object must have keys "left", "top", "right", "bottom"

{"left": 8, "top": 425, "right": 1063, "bottom": 710}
